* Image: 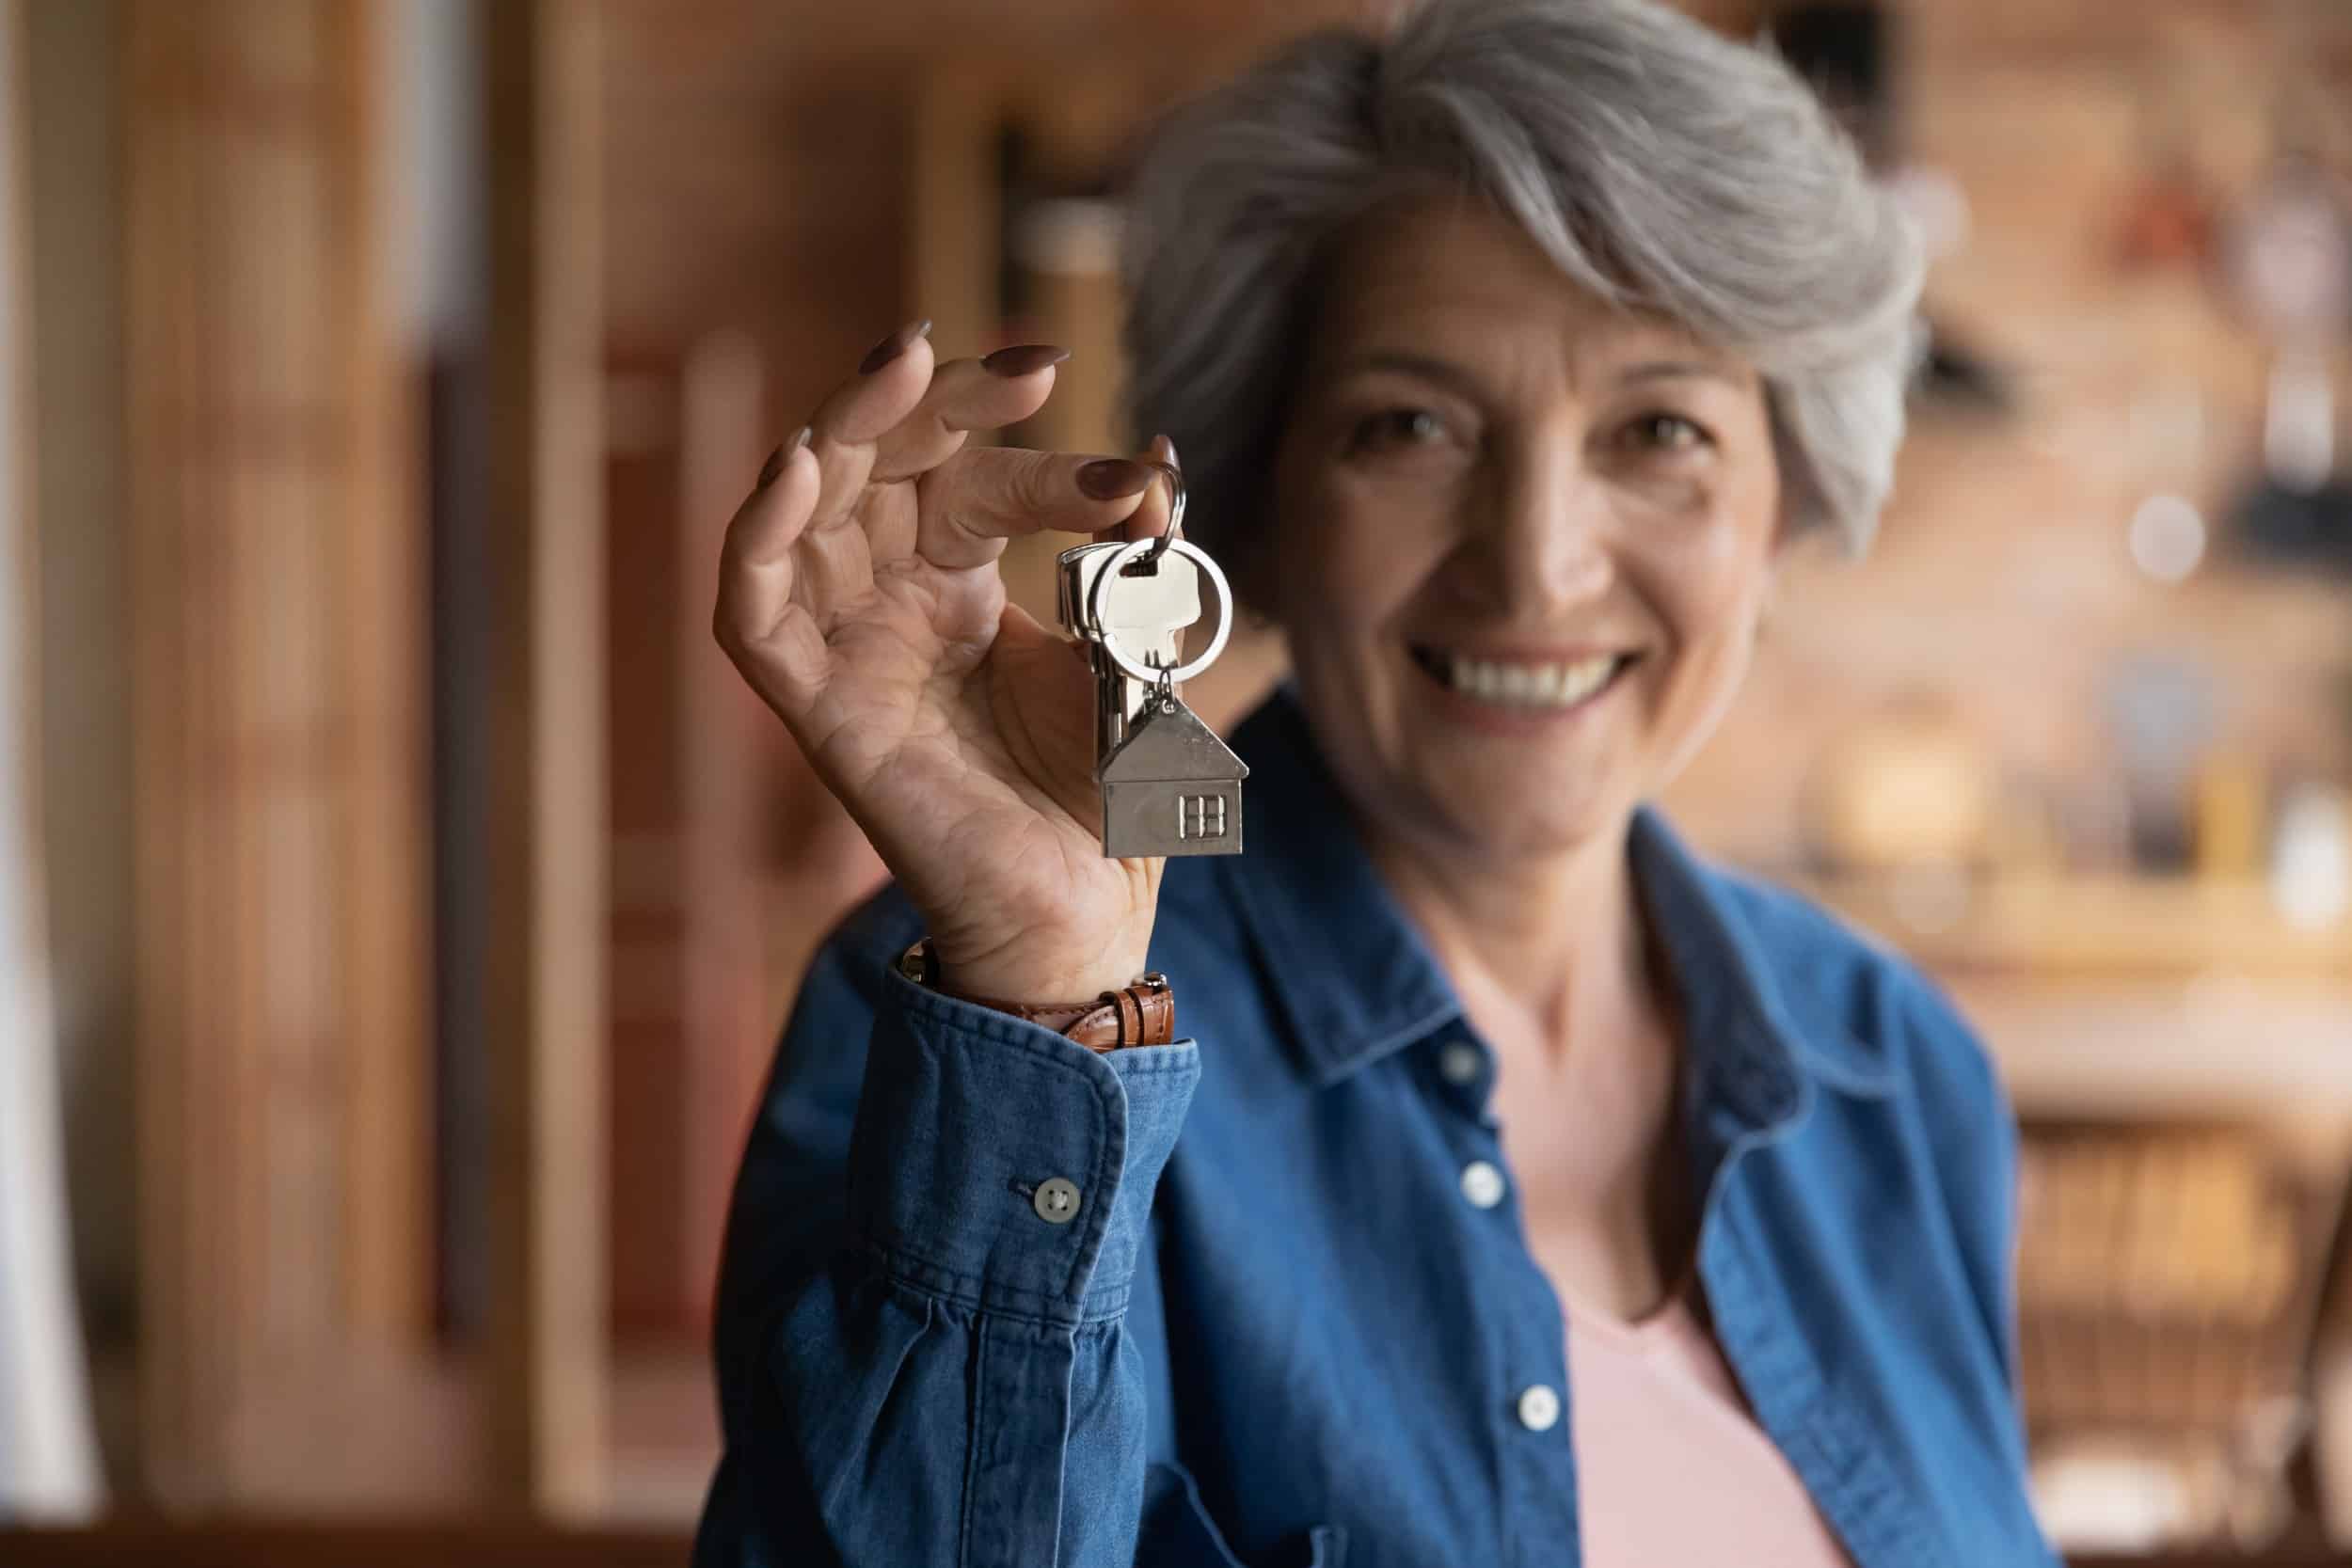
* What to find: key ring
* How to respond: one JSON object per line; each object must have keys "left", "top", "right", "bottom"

{"left": 1138, "top": 461, "right": 1186, "bottom": 564}
{"left": 1087, "top": 533, "right": 1236, "bottom": 689}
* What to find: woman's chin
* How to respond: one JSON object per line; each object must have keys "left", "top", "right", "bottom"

{"left": 1409, "top": 771, "right": 1631, "bottom": 864}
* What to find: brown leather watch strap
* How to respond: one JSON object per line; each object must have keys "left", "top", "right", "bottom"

{"left": 896, "top": 941, "right": 1174, "bottom": 1052}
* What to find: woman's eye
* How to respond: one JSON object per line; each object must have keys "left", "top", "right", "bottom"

{"left": 1620, "top": 412, "right": 1709, "bottom": 452}
{"left": 1347, "top": 407, "right": 1448, "bottom": 452}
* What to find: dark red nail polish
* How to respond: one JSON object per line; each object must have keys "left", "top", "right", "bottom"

{"left": 1076, "top": 457, "right": 1155, "bottom": 500}
{"left": 982, "top": 343, "right": 1072, "bottom": 377}
{"left": 860, "top": 318, "right": 932, "bottom": 375}
{"left": 755, "top": 427, "right": 811, "bottom": 489}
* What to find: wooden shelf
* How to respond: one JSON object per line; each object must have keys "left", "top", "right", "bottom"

{"left": 1789, "top": 873, "right": 2352, "bottom": 1118}
{"left": 1801, "top": 874, "right": 2352, "bottom": 979}
{"left": 1951, "top": 974, "right": 2352, "bottom": 1121}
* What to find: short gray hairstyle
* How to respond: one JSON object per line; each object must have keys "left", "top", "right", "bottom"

{"left": 1120, "top": 0, "right": 1925, "bottom": 561}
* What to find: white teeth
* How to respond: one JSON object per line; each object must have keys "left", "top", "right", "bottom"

{"left": 1443, "top": 652, "right": 1621, "bottom": 710}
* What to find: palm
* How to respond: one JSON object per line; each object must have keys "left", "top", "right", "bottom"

{"left": 799, "top": 481, "right": 1150, "bottom": 959}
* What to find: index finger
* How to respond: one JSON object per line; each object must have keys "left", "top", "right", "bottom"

{"left": 1092, "top": 436, "right": 1179, "bottom": 546}
{"left": 914, "top": 447, "right": 1163, "bottom": 569}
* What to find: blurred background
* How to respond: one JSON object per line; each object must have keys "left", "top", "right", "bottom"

{"left": 1, "top": 0, "right": 2350, "bottom": 1561}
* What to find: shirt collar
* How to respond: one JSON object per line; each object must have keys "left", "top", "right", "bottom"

{"left": 1214, "top": 686, "right": 1898, "bottom": 1120}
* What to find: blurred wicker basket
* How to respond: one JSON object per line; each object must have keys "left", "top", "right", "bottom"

{"left": 2016, "top": 1121, "right": 2348, "bottom": 1550}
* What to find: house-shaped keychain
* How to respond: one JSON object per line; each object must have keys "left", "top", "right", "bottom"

{"left": 1095, "top": 698, "right": 1249, "bottom": 858}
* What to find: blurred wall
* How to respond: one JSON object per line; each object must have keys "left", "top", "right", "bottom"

{"left": 599, "top": 0, "right": 1754, "bottom": 398}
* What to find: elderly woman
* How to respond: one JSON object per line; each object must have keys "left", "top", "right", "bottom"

{"left": 695, "top": 0, "right": 2052, "bottom": 1562}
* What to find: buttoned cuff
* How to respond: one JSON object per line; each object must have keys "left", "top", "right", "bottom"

{"left": 844, "top": 968, "right": 1201, "bottom": 1325}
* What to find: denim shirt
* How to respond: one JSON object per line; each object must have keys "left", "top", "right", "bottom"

{"left": 694, "top": 687, "right": 2058, "bottom": 1568}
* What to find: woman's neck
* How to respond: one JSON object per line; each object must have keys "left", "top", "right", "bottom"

{"left": 1364, "top": 809, "right": 1661, "bottom": 1073}
{"left": 1369, "top": 808, "right": 1698, "bottom": 1311}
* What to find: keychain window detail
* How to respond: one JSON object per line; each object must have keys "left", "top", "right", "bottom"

{"left": 1177, "top": 795, "right": 1228, "bottom": 841}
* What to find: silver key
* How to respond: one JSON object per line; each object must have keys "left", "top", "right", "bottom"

{"left": 1056, "top": 540, "right": 1200, "bottom": 754}
{"left": 1055, "top": 528, "right": 1248, "bottom": 859}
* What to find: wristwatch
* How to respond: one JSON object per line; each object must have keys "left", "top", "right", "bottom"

{"left": 896, "top": 940, "right": 1174, "bottom": 1053}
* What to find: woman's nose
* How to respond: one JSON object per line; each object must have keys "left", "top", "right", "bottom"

{"left": 1469, "top": 451, "right": 1614, "bottom": 615}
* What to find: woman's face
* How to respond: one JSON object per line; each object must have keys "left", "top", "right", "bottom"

{"left": 1264, "top": 195, "right": 1787, "bottom": 867}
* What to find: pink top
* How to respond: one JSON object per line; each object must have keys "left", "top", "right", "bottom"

{"left": 1566, "top": 1276, "right": 1854, "bottom": 1567}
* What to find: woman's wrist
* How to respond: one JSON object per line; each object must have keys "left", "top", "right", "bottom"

{"left": 931, "top": 954, "right": 1150, "bottom": 1006}
{"left": 928, "top": 927, "right": 1154, "bottom": 1006}
{"left": 903, "top": 939, "right": 1174, "bottom": 1052}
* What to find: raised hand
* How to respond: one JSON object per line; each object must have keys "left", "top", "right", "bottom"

{"left": 715, "top": 322, "right": 1177, "bottom": 1002}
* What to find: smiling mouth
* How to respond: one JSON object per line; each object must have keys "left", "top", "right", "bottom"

{"left": 1407, "top": 644, "right": 1640, "bottom": 711}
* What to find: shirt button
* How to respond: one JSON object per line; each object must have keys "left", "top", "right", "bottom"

{"left": 1438, "top": 1040, "right": 1484, "bottom": 1085}
{"left": 1517, "top": 1383, "right": 1562, "bottom": 1433}
{"left": 1459, "top": 1160, "right": 1506, "bottom": 1210}
{"left": 1032, "top": 1177, "right": 1082, "bottom": 1225}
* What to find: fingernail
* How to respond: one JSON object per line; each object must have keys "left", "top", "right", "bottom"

{"left": 755, "top": 426, "right": 811, "bottom": 489}
{"left": 1159, "top": 434, "right": 1181, "bottom": 471}
{"left": 981, "top": 343, "right": 1072, "bottom": 377}
{"left": 1076, "top": 457, "right": 1155, "bottom": 500}
{"left": 860, "top": 318, "right": 932, "bottom": 375}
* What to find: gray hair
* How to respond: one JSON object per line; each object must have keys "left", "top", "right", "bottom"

{"left": 1119, "top": 0, "right": 1925, "bottom": 561}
